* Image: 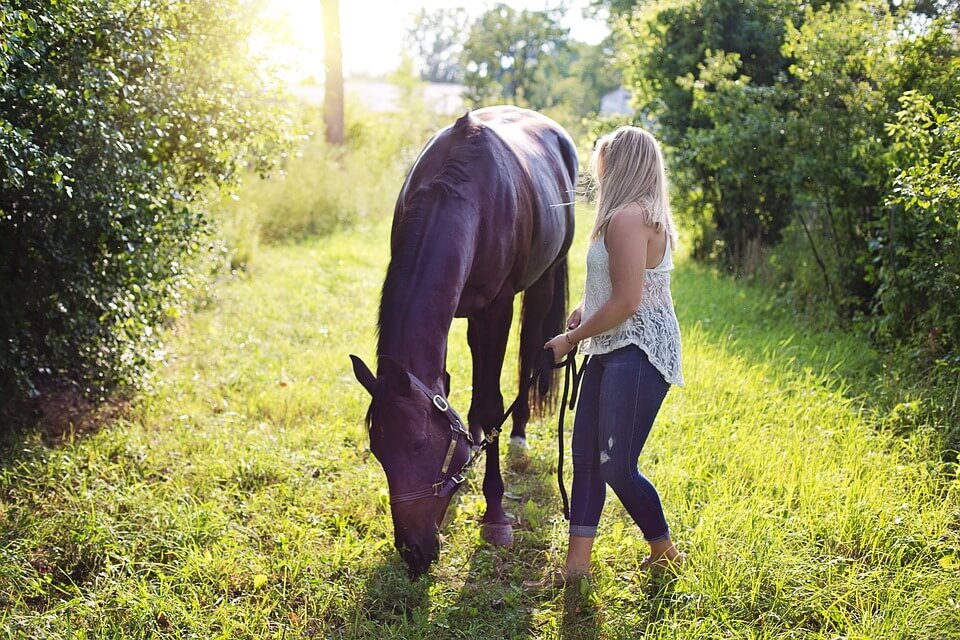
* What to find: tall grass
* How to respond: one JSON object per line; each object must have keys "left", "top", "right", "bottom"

{"left": 1, "top": 204, "right": 957, "bottom": 638}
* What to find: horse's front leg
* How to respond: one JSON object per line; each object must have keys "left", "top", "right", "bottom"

{"left": 466, "top": 294, "right": 514, "bottom": 547}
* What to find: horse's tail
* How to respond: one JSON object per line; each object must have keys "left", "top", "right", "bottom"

{"left": 517, "top": 256, "right": 568, "bottom": 423}
{"left": 528, "top": 130, "right": 577, "bottom": 415}
{"left": 539, "top": 259, "right": 568, "bottom": 412}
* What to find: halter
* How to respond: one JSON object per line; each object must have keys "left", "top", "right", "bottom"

{"left": 388, "top": 370, "right": 474, "bottom": 505}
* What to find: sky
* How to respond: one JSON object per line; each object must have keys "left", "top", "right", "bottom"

{"left": 258, "top": 0, "right": 610, "bottom": 81}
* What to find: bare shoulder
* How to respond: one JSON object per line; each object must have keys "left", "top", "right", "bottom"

{"left": 608, "top": 203, "right": 657, "bottom": 238}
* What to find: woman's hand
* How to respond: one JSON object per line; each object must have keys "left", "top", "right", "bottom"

{"left": 566, "top": 305, "right": 582, "bottom": 331}
{"left": 544, "top": 332, "right": 576, "bottom": 362}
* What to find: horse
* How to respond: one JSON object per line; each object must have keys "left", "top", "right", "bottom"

{"left": 350, "top": 105, "right": 577, "bottom": 576}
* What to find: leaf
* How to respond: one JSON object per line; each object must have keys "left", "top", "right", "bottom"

{"left": 252, "top": 573, "right": 268, "bottom": 590}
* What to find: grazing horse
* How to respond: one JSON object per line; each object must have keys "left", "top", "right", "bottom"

{"left": 350, "top": 106, "right": 577, "bottom": 576}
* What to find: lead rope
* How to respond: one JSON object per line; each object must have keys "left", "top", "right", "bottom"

{"left": 554, "top": 348, "right": 586, "bottom": 520}
{"left": 457, "top": 347, "right": 586, "bottom": 518}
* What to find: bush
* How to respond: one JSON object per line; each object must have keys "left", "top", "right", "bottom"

{"left": 0, "top": 1, "right": 291, "bottom": 403}
{"left": 876, "top": 93, "right": 960, "bottom": 359}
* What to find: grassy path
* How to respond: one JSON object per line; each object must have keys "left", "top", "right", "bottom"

{"left": 2, "top": 208, "right": 958, "bottom": 639}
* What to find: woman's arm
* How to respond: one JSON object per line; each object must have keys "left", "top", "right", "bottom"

{"left": 545, "top": 206, "right": 653, "bottom": 358}
{"left": 566, "top": 302, "right": 583, "bottom": 330}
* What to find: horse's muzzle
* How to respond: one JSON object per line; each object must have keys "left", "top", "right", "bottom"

{"left": 397, "top": 536, "right": 438, "bottom": 577}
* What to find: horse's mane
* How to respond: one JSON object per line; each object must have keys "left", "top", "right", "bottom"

{"left": 374, "top": 115, "right": 486, "bottom": 366}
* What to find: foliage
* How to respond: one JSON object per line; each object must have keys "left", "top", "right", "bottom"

{"left": 405, "top": 7, "right": 469, "bottom": 84}
{"left": 617, "top": 0, "right": 802, "bottom": 147}
{"left": 617, "top": 0, "right": 810, "bottom": 270}
{"left": 777, "top": 3, "right": 958, "bottom": 343}
{"left": 878, "top": 92, "right": 960, "bottom": 360}
{"left": 544, "top": 38, "right": 622, "bottom": 121}
{"left": 460, "top": 3, "right": 570, "bottom": 110}
{"left": 678, "top": 50, "right": 795, "bottom": 271}
{"left": 1, "top": 210, "right": 957, "bottom": 637}
{"left": 0, "top": 0, "right": 291, "bottom": 402}
{"left": 402, "top": 4, "right": 619, "bottom": 144}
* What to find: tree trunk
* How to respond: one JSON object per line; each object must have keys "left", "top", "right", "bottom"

{"left": 797, "top": 207, "right": 837, "bottom": 307}
{"left": 322, "top": 0, "right": 344, "bottom": 145}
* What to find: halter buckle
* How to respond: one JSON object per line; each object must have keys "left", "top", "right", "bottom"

{"left": 433, "top": 394, "right": 449, "bottom": 412}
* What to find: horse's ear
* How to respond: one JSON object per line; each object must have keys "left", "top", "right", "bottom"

{"left": 350, "top": 354, "right": 376, "bottom": 396}
{"left": 454, "top": 111, "right": 472, "bottom": 129}
{"left": 377, "top": 355, "right": 411, "bottom": 394}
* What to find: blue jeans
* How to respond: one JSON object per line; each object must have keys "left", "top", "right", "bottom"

{"left": 569, "top": 345, "right": 671, "bottom": 541}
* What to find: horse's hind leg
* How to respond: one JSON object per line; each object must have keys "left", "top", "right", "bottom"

{"left": 466, "top": 293, "right": 514, "bottom": 547}
{"left": 513, "top": 263, "right": 564, "bottom": 449}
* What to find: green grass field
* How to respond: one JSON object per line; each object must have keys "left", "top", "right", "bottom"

{"left": 1, "top": 206, "right": 958, "bottom": 639}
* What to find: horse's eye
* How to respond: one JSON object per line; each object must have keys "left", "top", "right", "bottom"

{"left": 410, "top": 437, "right": 428, "bottom": 456}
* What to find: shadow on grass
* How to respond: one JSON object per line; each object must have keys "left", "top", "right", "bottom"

{"left": 0, "top": 382, "right": 128, "bottom": 471}
{"left": 339, "top": 441, "right": 559, "bottom": 638}
{"left": 345, "top": 555, "right": 433, "bottom": 636}
{"left": 639, "top": 571, "right": 685, "bottom": 631}
{"left": 559, "top": 581, "right": 602, "bottom": 640}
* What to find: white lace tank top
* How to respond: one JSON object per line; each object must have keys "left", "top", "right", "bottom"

{"left": 579, "top": 237, "right": 684, "bottom": 387}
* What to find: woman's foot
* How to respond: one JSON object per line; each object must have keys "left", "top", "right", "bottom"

{"left": 638, "top": 551, "right": 686, "bottom": 573}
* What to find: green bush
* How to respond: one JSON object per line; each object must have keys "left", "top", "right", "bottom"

{"left": 877, "top": 93, "right": 960, "bottom": 359}
{"left": 0, "top": 1, "right": 290, "bottom": 403}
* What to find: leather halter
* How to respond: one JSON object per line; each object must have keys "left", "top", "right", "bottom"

{"left": 388, "top": 370, "right": 474, "bottom": 505}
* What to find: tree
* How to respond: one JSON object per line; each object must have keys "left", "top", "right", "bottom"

{"left": 560, "top": 38, "right": 622, "bottom": 115}
{"left": 461, "top": 4, "right": 569, "bottom": 109}
{"left": 405, "top": 7, "right": 469, "bottom": 83}
{"left": 322, "top": 0, "right": 344, "bottom": 145}
{"left": 615, "top": 0, "right": 959, "bottom": 358}
{"left": 616, "top": 0, "right": 823, "bottom": 270}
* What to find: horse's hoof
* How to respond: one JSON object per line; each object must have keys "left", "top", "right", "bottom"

{"left": 480, "top": 522, "right": 514, "bottom": 547}
{"left": 509, "top": 436, "right": 530, "bottom": 450}
{"left": 507, "top": 441, "right": 531, "bottom": 472}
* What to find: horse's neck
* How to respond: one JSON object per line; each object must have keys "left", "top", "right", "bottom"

{"left": 377, "top": 205, "right": 477, "bottom": 386}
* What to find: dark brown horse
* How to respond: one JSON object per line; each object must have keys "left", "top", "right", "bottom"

{"left": 350, "top": 106, "right": 577, "bottom": 576}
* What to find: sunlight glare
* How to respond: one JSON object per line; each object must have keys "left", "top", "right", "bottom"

{"left": 255, "top": 0, "right": 609, "bottom": 83}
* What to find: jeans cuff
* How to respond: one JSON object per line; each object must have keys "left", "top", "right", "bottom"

{"left": 645, "top": 529, "right": 670, "bottom": 543}
{"left": 569, "top": 524, "right": 598, "bottom": 538}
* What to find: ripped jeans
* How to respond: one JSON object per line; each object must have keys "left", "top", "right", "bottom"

{"left": 569, "top": 345, "right": 671, "bottom": 541}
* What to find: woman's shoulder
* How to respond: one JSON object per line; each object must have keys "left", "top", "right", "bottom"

{"left": 608, "top": 203, "right": 658, "bottom": 236}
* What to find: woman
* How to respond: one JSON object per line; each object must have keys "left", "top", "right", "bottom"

{"left": 529, "top": 126, "right": 684, "bottom": 588}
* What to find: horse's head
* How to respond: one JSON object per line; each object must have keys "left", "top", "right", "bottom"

{"left": 350, "top": 354, "right": 471, "bottom": 577}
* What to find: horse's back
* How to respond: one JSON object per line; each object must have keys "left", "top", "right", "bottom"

{"left": 470, "top": 106, "right": 578, "bottom": 288}
{"left": 471, "top": 106, "right": 577, "bottom": 188}
{"left": 395, "top": 106, "right": 576, "bottom": 306}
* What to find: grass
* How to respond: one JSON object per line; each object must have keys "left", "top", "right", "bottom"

{"left": 1, "top": 205, "right": 959, "bottom": 639}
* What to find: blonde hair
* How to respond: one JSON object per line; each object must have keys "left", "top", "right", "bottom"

{"left": 588, "top": 126, "right": 677, "bottom": 248}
